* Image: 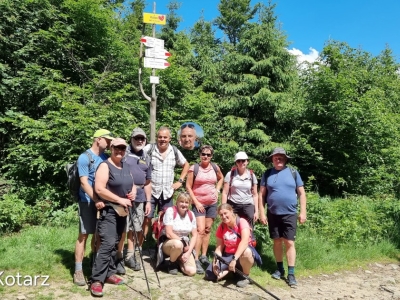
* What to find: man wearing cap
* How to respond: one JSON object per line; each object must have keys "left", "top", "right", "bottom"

{"left": 73, "top": 129, "right": 113, "bottom": 286}
{"left": 116, "top": 127, "right": 151, "bottom": 272}
{"left": 143, "top": 126, "right": 190, "bottom": 228}
{"left": 259, "top": 147, "right": 307, "bottom": 287}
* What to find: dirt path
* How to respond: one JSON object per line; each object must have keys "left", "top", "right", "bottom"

{"left": 4, "top": 254, "right": 400, "bottom": 300}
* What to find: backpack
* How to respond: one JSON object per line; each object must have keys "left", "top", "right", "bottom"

{"left": 152, "top": 206, "right": 194, "bottom": 244}
{"left": 147, "top": 143, "right": 179, "bottom": 161}
{"left": 65, "top": 151, "right": 94, "bottom": 202}
{"left": 192, "top": 162, "right": 219, "bottom": 181}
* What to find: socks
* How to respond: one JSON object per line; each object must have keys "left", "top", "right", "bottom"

{"left": 288, "top": 266, "right": 295, "bottom": 275}
{"left": 277, "top": 261, "right": 284, "bottom": 273}
{"left": 126, "top": 249, "right": 134, "bottom": 260}
{"left": 75, "top": 262, "right": 83, "bottom": 272}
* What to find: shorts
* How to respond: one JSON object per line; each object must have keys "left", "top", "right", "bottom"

{"left": 267, "top": 211, "right": 297, "bottom": 241}
{"left": 148, "top": 193, "right": 173, "bottom": 218}
{"left": 126, "top": 202, "right": 145, "bottom": 232}
{"left": 227, "top": 200, "right": 255, "bottom": 227}
{"left": 192, "top": 202, "right": 217, "bottom": 218}
{"left": 162, "top": 239, "right": 196, "bottom": 270}
{"left": 78, "top": 201, "right": 98, "bottom": 234}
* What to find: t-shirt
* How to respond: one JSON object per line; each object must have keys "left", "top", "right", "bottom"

{"left": 260, "top": 167, "right": 304, "bottom": 215}
{"left": 124, "top": 148, "right": 152, "bottom": 203}
{"left": 161, "top": 207, "right": 196, "bottom": 238}
{"left": 77, "top": 149, "right": 108, "bottom": 202}
{"left": 224, "top": 169, "right": 258, "bottom": 205}
{"left": 188, "top": 164, "right": 218, "bottom": 205}
{"left": 216, "top": 218, "right": 251, "bottom": 254}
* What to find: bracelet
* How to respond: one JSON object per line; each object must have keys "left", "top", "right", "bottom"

{"left": 146, "top": 200, "right": 152, "bottom": 203}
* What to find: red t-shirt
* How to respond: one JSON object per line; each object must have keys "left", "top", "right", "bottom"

{"left": 216, "top": 218, "right": 251, "bottom": 254}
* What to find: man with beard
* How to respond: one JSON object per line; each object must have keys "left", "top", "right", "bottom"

{"left": 116, "top": 128, "right": 152, "bottom": 272}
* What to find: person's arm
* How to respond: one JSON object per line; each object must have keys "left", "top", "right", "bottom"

{"left": 186, "top": 169, "right": 204, "bottom": 213}
{"left": 94, "top": 163, "right": 132, "bottom": 208}
{"left": 215, "top": 166, "right": 224, "bottom": 199}
{"left": 144, "top": 179, "right": 152, "bottom": 216}
{"left": 229, "top": 222, "right": 251, "bottom": 272}
{"left": 297, "top": 186, "right": 307, "bottom": 224}
{"left": 221, "top": 182, "right": 229, "bottom": 204}
{"left": 165, "top": 224, "right": 181, "bottom": 240}
{"left": 259, "top": 185, "right": 267, "bottom": 224}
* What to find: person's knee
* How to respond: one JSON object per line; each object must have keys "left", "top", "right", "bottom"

{"left": 284, "top": 239, "right": 295, "bottom": 248}
{"left": 204, "top": 226, "right": 212, "bottom": 235}
{"left": 241, "top": 248, "right": 253, "bottom": 259}
{"left": 77, "top": 233, "right": 89, "bottom": 243}
{"left": 197, "top": 227, "right": 206, "bottom": 236}
{"left": 183, "top": 266, "right": 196, "bottom": 277}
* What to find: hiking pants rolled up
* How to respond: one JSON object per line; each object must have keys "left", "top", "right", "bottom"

{"left": 91, "top": 206, "right": 126, "bottom": 283}
{"left": 227, "top": 200, "right": 255, "bottom": 228}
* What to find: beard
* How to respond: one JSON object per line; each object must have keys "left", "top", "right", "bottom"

{"left": 133, "top": 144, "right": 144, "bottom": 152}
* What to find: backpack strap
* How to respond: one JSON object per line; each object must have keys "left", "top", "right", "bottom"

{"left": 172, "top": 145, "right": 179, "bottom": 162}
{"left": 172, "top": 205, "right": 194, "bottom": 222}
{"left": 147, "top": 143, "right": 156, "bottom": 157}
{"left": 85, "top": 150, "right": 95, "bottom": 171}
{"left": 193, "top": 162, "right": 219, "bottom": 182}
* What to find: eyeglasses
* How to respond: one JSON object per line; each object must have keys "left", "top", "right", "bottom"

{"left": 113, "top": 146, "right": 127, "bottom": 151}
{"left": 133, "top": 136, "right": 146, "bottom": 141}
{"left": 181, "top": 123, "right": 195, "bottom": 129}
{"left": 201, "top": 153, "right": 212, "bottom": 157}
{"left": 273, "top": 157, "right": 285, "bottom": 161}
{"left": 236, "top": 159, "right": 247, "bottom": 163}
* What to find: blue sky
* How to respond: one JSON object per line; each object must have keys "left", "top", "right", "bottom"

{"left": 143, "top": 0, "right": 400, "bottom": 63}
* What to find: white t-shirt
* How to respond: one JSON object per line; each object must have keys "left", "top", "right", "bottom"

{"left": 161, "top": 207, "right": 196, "bottom": 238}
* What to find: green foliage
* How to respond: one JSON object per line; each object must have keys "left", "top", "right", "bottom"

{"left": 0, "top": 194, "right": 31, "bottom": 233}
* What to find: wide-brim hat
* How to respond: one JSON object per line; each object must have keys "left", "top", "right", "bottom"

{"left": 268, "top": 147, "right": 291, "bottom": 162}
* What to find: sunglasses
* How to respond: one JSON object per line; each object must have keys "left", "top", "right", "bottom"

{"left": 113, "top": 146, "right": 127, "bottom": 151}
{"left": 236, "top": 159, "right": 247, "bottom": 163}
{"left": 201, "top": 153, "right": 212, "bottom": 157}
{"left": 181, "top": 123, "right": 195, "bottom": 129}
{"left": 133, "top": 136, "right": 146, "bottom": 141}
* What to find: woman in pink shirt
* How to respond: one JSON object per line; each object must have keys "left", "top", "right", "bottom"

{"left": 186, "top": 145, "right": 224, "bottom": 274}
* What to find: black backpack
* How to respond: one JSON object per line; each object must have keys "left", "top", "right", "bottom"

{"left": 65, "top": 151, "right": 94, "bottom": 202}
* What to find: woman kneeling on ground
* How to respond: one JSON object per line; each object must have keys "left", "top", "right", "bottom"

{"left": 205, "top": 203, "right": 260, "bottom": 287}
{"left": 157, "top": 192, "right": 198, "bottom": 276}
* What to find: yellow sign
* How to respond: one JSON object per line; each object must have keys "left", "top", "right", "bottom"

{"left": 143, "top": 13, "right": 167, "bottom": 25}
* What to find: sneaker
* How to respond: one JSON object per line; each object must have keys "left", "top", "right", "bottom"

{"left": 271, "top": 270, "right": 285, "bottom": 280}
{"left": 236, "top": 278, "right": 250, "bottom": 288}
{"left": 287, "top": 274, "right": 297, "bottom": 287}
{"left": 105, "top": 274, "right": 124, "bottom": 285}
{"left": 195, "top": 260, "right": 205, "bottom": 274}
{"left": 73, "top": 270, "right": 86, "bottom": 286}
{"left": 125, "top": 255, "right": 141, "bottom": 271}
{"left": 168, "top": 261, "right": 179, "bottom": 275}
{"left": 199, "top": 255, "right": 210, "bottom": 266}
{"left": 90, "top": 281, "right": 103, "bottom": 297}
{"left": 115, "top": 258, "right": 126, "bottom": 275}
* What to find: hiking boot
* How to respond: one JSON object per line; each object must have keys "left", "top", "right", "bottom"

{"left": 125, "top": 255, "right": 141, "bottom": 271}
{"left": 271, "top": 270, "right": 285, "bottom": 280}
{"left": 90, "top": 281, "right": 103, "bottom": 297}
{"left": 73, "top": 270, "right": 86, "bottom": 286}
{"left": 168, "top": 261, "right": 179, "bottom": 275}
{"left": 105, "top": 274, "right": 124, "bottom": 285}
{"left": 199, "top": 255, "right": 210, "bottom": 266}
{"left": 195, "top": 260, "right": 205, "bottom": 274}
{"left": 287, "top": 274, "right": 297, "bottom": 287}
{"left": 115, "top": 258, "right": 126, "bottom": 275}
{"left": 236, "top": 278, "right": 250, "bottom": 288}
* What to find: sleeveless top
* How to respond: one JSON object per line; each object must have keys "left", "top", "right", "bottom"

{"left": 103, "top": 160, "right": 134, "bottom": 199}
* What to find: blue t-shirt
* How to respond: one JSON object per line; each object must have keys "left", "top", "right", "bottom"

{"left": 124, "top": 149, "right": 152, "bottom": 203}
{"left": 77, "top": 149, "right": 108, "bottom": 202}
{"left": 260, "top": 167, "right": 304, "bottom": 215}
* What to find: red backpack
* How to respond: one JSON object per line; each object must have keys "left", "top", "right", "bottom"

{"left": 152, "top": 206, "right": 194, "bottom": 244}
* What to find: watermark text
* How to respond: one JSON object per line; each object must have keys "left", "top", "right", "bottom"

{"left": 0, "top": 271, "right": 50, "bottom": 287}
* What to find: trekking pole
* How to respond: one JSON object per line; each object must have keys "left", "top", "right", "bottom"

{"left": 213, "top": 252, "right": 281, "bottom": 300}
{"left": 129, "top": 201, "right": 161, "bottom": 288}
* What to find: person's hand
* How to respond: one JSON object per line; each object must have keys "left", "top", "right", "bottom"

{"left": 119, "top": 198, "right": 132, "bottom": 208}
{"left": 95, "top": 201, "right": 105, "bottom": 210}
{"left": 195, "top": 202, "right": 205, "bottom": 213}
{"left": 298, "top": 213, "right": 307, "bottom": 224}
{"left": 144, "top": 202, "right": 151, "bottom": 216}
{"left": 126, "top": 190, "right": 136, "bottom": 201}
{"left": 172, "top": 181, "right": 182, "bottom": 190}
{"left": 260, "top": 215, "right": 268, "bottom": 225}
{"left": 253, "top": 210, "right": 259, "bottom": 223}
{"left": 229, "top": 259, "right": 236, "bottom": 272}
{"left": 180, "top": 251, "right": 190, "bottom": 263}
{"left": 212, "top": 263, "right": 220, "bottom": 276}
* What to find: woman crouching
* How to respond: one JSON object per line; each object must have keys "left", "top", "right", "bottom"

{"left": 205, "top": 203, "right": 261, "bottom": 287}
{"left": 158, "top": 192, "right": 198, "bottom": 276}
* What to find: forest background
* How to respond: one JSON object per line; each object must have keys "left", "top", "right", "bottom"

{"left": 1, "top": 0, "right": 400, "bottom": 258}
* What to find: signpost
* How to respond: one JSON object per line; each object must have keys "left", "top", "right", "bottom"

{"left": 138, "top": 2, "right": 171, "bottom": 143}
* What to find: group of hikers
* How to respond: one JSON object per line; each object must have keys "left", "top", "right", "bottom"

{"left": 72, "top": 125, "right": 307, "bottom": 297}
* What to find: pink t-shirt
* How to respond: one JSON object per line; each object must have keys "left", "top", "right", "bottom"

{"left": 188, "top": 164, "right": 217, "bottom": 205}
{"left": 216, "top": 218, "right": 251, "bottom": 254}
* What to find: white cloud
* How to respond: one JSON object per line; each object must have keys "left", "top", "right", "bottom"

{"left": 288, "top": 47, "right": 319, "bottom": 65}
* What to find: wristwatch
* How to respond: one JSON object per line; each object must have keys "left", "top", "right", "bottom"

{"left": 232, "top": 255, "right": 236, "bottom": 261}
{"left": 178, "top": 178, "right": 184, "bottom": 183}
